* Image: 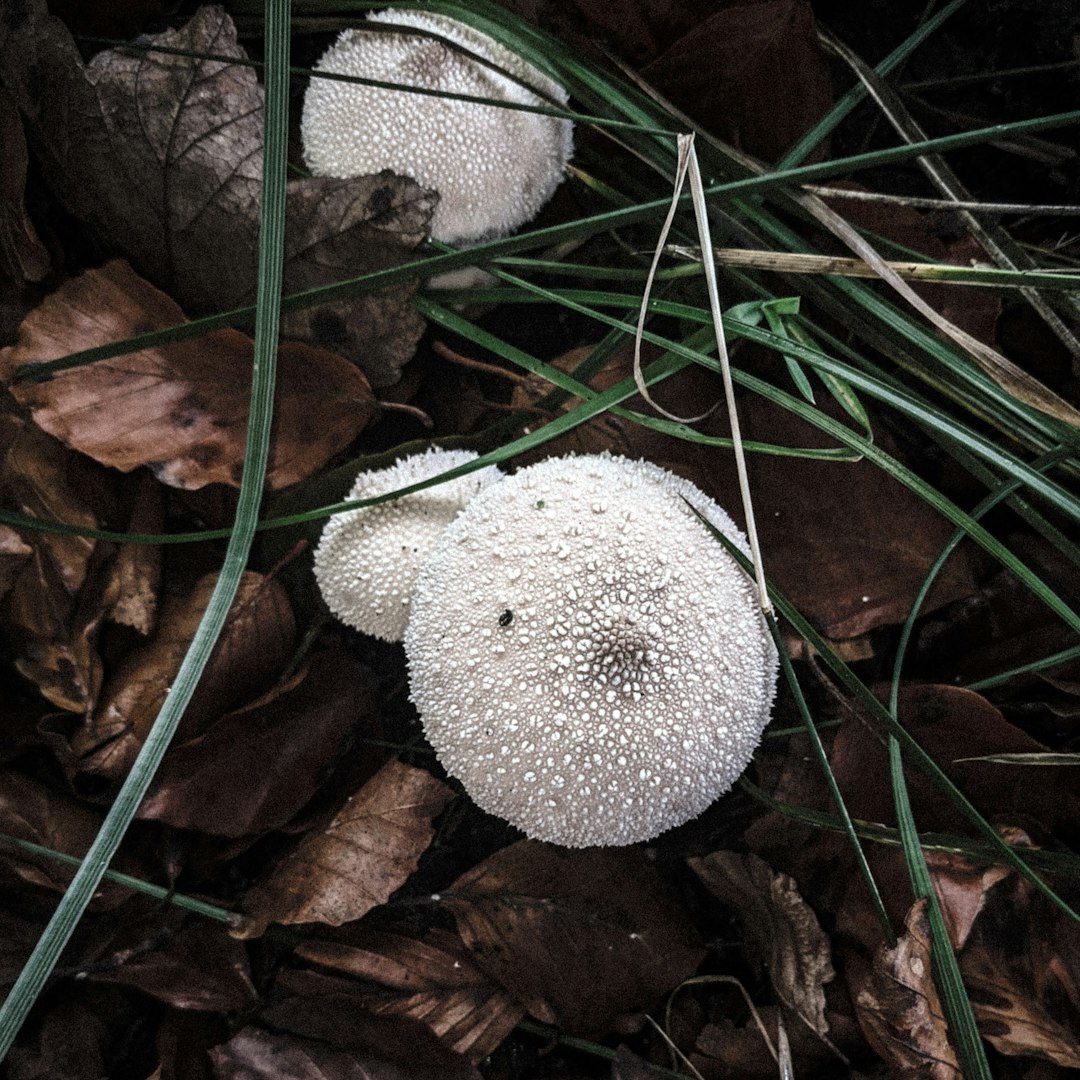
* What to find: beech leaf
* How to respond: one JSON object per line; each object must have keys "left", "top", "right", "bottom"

{"left": 0, "top": 260, "right": 377, "bottom": 491}
{"left": 439, "top": 841, "right": 705, "bottom": 1036}
{"left": 235, "top": 761, "right": 453, "bottom": 938}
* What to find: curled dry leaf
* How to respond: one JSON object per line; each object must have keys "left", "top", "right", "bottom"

{"left": 0, "top": 260, "right": 377, "bottom": 491}
{"left": 294, "top": 926, "right": 525, "bottom": 1063}
{"left": 139, "top": 650, "right": 377, "bottom": 838}
{"left": 439, "top": 841, "right": 705, "bottom": 1036}
{"left": 72, "top": 569, "right": 295, "bottom": 781}
{"left": 0, "top": 3, "right": 435, "bottom": 387}
{"left": 854, "top": 899, "right": 961, "bottom": 1079}
{"left": 235, "top": 761, "right": 453, "bottom": 938}
{"left": 689, "top": 850, "right": 835, "bottom": 1036}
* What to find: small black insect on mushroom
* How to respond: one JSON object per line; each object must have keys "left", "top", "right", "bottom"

{"left": 498, "top": 609, "right": 514, "bottom": 627}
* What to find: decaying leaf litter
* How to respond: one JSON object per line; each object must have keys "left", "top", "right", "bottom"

{"left": 1, "top": 0, "right": 1079, "bottom": 1076}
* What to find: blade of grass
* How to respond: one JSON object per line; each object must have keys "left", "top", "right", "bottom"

{"left": 0, "top": 0, "right": 291, "bottom": 1057}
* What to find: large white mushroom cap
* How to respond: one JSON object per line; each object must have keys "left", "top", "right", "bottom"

{"left": 404, "top": 453, "right": 779, "bottom": 847}
{"left": 301, "top": 9, "right": 574, "bottom": 244}
{"left": 314, "top": 448, "right": 503, "bottom": 642}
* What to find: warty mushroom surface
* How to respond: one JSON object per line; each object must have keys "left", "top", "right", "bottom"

{"left": 301, "top": 9, "right": 574, "bottom": 244}
{"left": 314, "top": 447, "right": 503, "bottom": 642}
{"left": 404, "top": 453, "right": 779, "bottom": 847}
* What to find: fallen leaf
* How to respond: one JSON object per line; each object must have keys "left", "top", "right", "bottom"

{"left": 0, "top": 523, "right": 31, "bottom": 600}
{"left": 0, "top": 406, "right": 111, "bottom": 712}
{"left": 924, "top": 844, "right": 1013, "bottom": 951}
{"left": 259, "top": 988, "right": 482, "bottom": 1080}
{"left": 961, "top": 870, "right": 1080, "bottom": 1068}
{"left": 854, "top": 899, "right": 961, "bottom": 1078}
{"left": 235, "top": 761, "right": 453, "bottom": 938}
{"left": 87, "top": 919, "right": 256, "bottom": 1013}
{"left": 294, "top": 926, "right": 524, "bottom": 1063}
{"left": 642, "top": 0, "right": 832, "bottom": 163}
{"left": 0, "top": 260, "right": 377, "bottom": 491}
{"left": 73, "top": 569, "right": 295, "bottom": 780}
{"left": 0, "top": 84, "right": 49, "bottom": 285}
{"left": 1, "top": 3, "right": 435, "bottom": 386}
{"left": 439, "top": 840, "right": 705, "bottom": 1036}
{"left": 689, "top": 850, "right": 835, "bottom": 1036}
{"left": 139, "top": 650, "right": 377, "bottom": 837}
{"left": 101, "top": 471, "right": 163, "bottom": 636}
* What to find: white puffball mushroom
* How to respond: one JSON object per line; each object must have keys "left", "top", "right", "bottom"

{"left": 301, "top": 9, "right": 574, "bottom": 244}
{"left": 404, "top": 453, "right": 779, "bottom": 847}
{"left": 314, "top": 448, "right": 503, "bottom": 642}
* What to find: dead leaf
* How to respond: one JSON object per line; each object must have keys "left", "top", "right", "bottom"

{"left": 439, "top": 840, "right": 705, "bottom": 1036}
{"left": 235, "top": 761, "right": 453, "bottom": 938}
{"left": 1, "top": 3, "right": 435, "bottom": 386}
{"left": 961, "top": 871, "right": 1080, "bottom": 1068}
{"left": 689, "top": 850, "right": 834, "bottom": 1036}
{"left": 924, "top": 844, "right": 1013, "bottom": 951}
{"left": 854, "top": 899, "right": 961, "bottom": 1079}
{"left": 0, "top": 523, "right": 31, "bottom": 600}
{"left": 642, "top": 0, "right": 832, "bottom": 163}
{"left": 0, "top": 84, "right": 49, "bottom": 285}
{"left": 294, "top": 926, "right": 524, "bottom": 1063}
{"left": 0, "top": 260, "right": 377, "bottom": 491}
{"left": 138, "top": 650, "right": 377, "bottom": 837}
{"left": 0, "top": 406, "right": 111, "bottom": 712}
{"left": 102, "top": 471, "right": 162, "bottom": 635}
{"left": 72, "top": 569, "right": 295, "bottom": 780}
{"left": 258, "top": 985, "right": 482, "bottom": 1080}
{"left": 87, "top": 919, "right": 256, "bottom": 1013}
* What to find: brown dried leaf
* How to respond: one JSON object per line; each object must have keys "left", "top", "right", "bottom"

{"left": 1, "top": 4, "right": 435, "bottom": 387}
{"left": 235, "top": 761, "right": 453, "bottom": 938}
{"left": 0, "top": 523, "right": 31, "bottom": 600}
{"left": 0, "top": 260, "right": 376, "bottom": 490}
{"left": 210, "top": 1022, "right": 478, "bottom": 1080}
{"left": 689, "top": 850, "right": 834, "bottom": 1036}
{"left": 854, "top": 899, "right": 961, "bottom": 1079}
{"left": 102, "top": 472, "right": 162, "bottom": 635}
{"left": 440, "top": 841, "right": 705, "bottom": 1036}
{"left": 139, "top": 650, "right": 377, "bottom": 837}
{"left": 87, "top": 920, "right": 256, "bottom": 1013}
{"left": 0, "top": 407, "right": 110, "bottom": 712}
{"left": 960, "top": 871, "right": 1080, "bottom": 1067}
{"left": 0, "top": 84, "right": 49, "bottom": 285}
{"left": 294, "top": 926, "right": 525, "bottom": 1063}
{"left": 73, "top": 569, "right": 295, "bottom": 780}
{"left": 642, "top": 0, "right": 832, "bottom": 163}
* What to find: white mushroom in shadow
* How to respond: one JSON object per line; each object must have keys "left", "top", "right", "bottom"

{"left": 301, "top": 9, "right": 574, "bottom": 244}
{"left": 314, "top": 448, "right": 503, "bottom": 642}
{"left": 404, "top": 453, "right": 779, "bottom": 847}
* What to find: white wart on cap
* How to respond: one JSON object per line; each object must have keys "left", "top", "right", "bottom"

{"left": 404, "top": 453, "right": 779, "bottom": 847}
{"left": 301, "top": 9, "right": 573, "bottom": 244}
{"left": 314, "top": 448, "right": 502, "bottom": 642}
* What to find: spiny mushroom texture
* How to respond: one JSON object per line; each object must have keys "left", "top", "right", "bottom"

{"left": 405, "top": 454, "right": 779, "bottom": 847}
{"left": 314, "top": 448, "right": 502, "bottom": 642}
{"left": 301, "top": 9, "right": 573, "bottom": 244}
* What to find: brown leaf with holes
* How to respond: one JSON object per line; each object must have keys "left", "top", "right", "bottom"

{"left": 235, "top": 761, "right": 453, "bottom": 938}
{"left": 0, "top": 260, "right": 376, "bottom": 490}
{"left": 854, "top": 899, "right": 961, "bottom": 1079}
{"left": 294, "top": 926, "right": 524, "bottom": 1063}
{"left": 138, "top": 650, "right": 377, "bottom": 837}
{"left": 689, "top": 850, "right": 835, "bottom": 1036}
{"left": 439, "top": 841, "right": 705, "bottom": 1036}
{"left": 71, "top": 569, "right": 294, "bottom": 780}
{"left": 0, "top": 406, "right": 111, "bottom": 712}
{"left": 1, "top": 3, "right": 435, "bottom": 386}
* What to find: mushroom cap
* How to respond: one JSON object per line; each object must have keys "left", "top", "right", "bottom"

{"left": 301, "top": 9, "right": 573, "bottom": 244}
{"left": 314, "top": 448, "right": 503, "bottom": 642}
{"left": 404, "top": 453, "right": 779, "bottom": 847}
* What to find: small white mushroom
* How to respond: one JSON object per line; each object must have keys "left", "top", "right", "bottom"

{"left": 314, "top": 448, "right": 502, "bottom": 642}
{"left": 404, "top": 453, "right": 779, "bottom": 847}
{"left": 301, "top": 9, "right": 574, "bottom": 244}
